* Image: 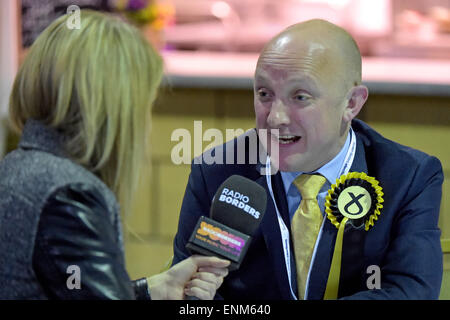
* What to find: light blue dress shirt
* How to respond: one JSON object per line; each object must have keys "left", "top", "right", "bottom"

{"left": 281, "top": 129, "right": 352, "bottom": 221}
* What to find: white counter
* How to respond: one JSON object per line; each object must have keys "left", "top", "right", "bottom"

{"left": 162, "top": 51, "right": 450, "bottom": 96}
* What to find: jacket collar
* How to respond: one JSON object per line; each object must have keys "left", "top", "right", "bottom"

{"left": 307, "top": 129, "right": 368, "bottom": 300}
{"left": 18, "top": 119, "right": 67, "bottom": 158}
{"left": 253, "top": 172, "right": 296, "bottom": 300}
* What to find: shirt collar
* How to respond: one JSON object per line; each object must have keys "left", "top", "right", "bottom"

{"left": 280, "top": 128, "right": 353, "bottom": 193}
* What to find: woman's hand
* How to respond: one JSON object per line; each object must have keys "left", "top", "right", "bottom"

{"left": 147, "top": 255, "right": 230, "bottom": 300}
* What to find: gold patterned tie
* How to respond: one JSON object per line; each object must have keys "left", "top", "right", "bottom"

{"left": 291, "top": 174, "right": 326, "bottom": 300}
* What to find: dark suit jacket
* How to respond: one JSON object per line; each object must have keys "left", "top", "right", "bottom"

{"left": 172, "top": 119, "right": 443, "bottom": 299}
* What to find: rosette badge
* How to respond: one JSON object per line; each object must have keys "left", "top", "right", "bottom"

{"left": 325, "top": 172, "right": 384, "bottom": 231}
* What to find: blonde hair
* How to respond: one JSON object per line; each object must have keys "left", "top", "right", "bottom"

{"left": 9, "top": 10, "right": 163, "bottom": 215}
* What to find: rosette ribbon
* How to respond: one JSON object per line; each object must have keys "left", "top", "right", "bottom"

{"left": 323, "top": 172, "right": 384, "bottom": 299}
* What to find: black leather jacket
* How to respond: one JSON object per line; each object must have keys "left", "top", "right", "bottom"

{"left": 32, "top": 184, "right": 150, "bottom": 300}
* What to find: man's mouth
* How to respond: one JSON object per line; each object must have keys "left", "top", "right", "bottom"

{"left": 277, "top": 135, "right": 301, "bottom": 145}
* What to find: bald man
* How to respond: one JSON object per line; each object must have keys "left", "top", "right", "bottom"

{"left": 172, "top": 20, "right": 443, "bottom": 300}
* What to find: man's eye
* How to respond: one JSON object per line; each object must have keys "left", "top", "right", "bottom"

{"left": 257, "top": 89, "right": 272, "bottom": 100}
{"left": 294, "top": 94, "right": 310, "bottom": 101}
{"left": 258, "top": 89, "right": 268, "bottom": 97}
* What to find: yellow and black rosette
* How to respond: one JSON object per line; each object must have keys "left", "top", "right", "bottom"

{"left": 323, "top": 172, "right": 384, "bottom": 300}
{"left": 325, "top": 172, "right": 384, "bottom": 231}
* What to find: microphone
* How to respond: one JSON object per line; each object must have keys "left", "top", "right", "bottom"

{"left": 186, "top": 175, "right": 267, "bottom": 272}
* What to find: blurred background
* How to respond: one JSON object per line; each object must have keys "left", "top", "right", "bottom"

{"left": 1, "top": 0, "right": 449, "bottom": 298}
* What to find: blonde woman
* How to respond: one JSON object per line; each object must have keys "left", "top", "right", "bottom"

{"left": 0, "top": 10, "right": 229, "bottom": 300}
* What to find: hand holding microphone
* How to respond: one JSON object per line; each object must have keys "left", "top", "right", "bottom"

{"left": 148, "top": 255, "right": 230, "bottom": 300}
{"left": 186, "top": 175, "right": 267, "bottom": 272}
{"left": 183, "top": 175, "right": 267, "bottom": 299}
{"left": 150, "top": 176, "right": 267, "bottom": 300}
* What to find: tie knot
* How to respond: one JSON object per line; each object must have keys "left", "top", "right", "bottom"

{"left": 293, "top": 174, "right": 326, "bottom": 200}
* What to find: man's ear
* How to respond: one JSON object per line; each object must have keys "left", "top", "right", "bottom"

{"left": 342, "top": 85, "right": 368, "bottom": 122}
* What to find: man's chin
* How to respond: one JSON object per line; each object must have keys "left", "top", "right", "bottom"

{"left": 276, "top": 155, "right": 315, "bottom": 173}
{"left": 279, "top": 164, "right": 301, "bottom": 173}
{"left": 277, "top": 158, "right": 304, "bottom": 173}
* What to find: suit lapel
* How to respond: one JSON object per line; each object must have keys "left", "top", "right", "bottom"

{"left": 307, "top": 131, "right": 369, "bottom": 299}
{"left": 337, "top": 132, "right": 369, "bottom": 297}
{"left": 253, "top": 169, "right": 295, "bottom": 300}
{"left": 349, "top": 133, "right": 368, "bottom": 173}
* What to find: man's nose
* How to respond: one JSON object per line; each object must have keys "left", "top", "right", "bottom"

{"left": 267, "top": 99, "right": 290, "bottom": 127}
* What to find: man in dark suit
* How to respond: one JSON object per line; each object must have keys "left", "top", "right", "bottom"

{"left": 171, "top": 19, "right": 444, "bottom": 299}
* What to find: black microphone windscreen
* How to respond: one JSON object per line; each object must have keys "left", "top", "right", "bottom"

{"left": 210, "top": 175, "right": 267, "bottom": 236}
